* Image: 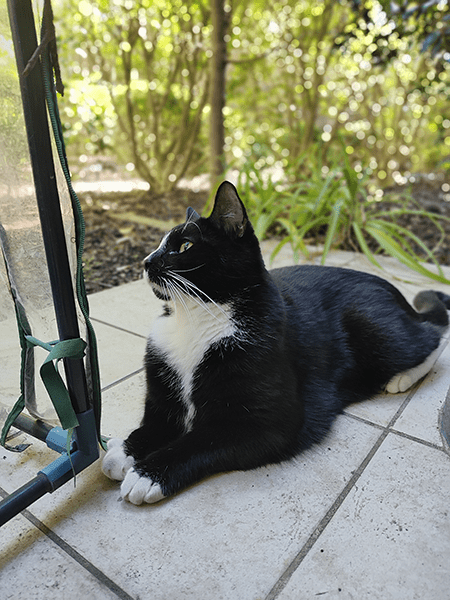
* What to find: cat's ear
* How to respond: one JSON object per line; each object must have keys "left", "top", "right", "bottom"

{"left": 186, "top": 206, "right": 200, "bottom": 222}
{"left": 210, "top": 181, "right": 248, "bottom": 238}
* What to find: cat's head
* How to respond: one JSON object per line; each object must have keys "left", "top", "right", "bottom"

{"left": 143, "top": 181, "right": 265, "bottom": 304}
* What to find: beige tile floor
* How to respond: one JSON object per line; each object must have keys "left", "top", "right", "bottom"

{"left": 1, "top": 242, "right": 450, "bottom": 600}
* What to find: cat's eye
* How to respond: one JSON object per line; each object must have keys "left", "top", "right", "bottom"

{"left": 179, "top": 240, "right": 193, "bottom": 253}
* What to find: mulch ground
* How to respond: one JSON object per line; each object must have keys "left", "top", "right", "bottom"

{"left": 79, "top": 187, "right": 208, "bottom": 293}
{"left": 78, "top": 178, "right": 450, "bottom": 295}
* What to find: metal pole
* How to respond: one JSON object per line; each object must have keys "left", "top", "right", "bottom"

{"left": 7, "top": 0, "right": 90, "bottom": 416}
{"left": 0, "top": 475, "right": 53, "bottom": 527}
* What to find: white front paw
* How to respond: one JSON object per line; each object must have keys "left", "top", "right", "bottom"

{"left": 102, "top": 438, "right": 135, "bottom": 481}
{"left": 120, "top": 468, "right": 166, "bottom": 505}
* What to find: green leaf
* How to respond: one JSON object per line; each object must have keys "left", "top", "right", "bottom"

{"left": 292, "top": 236, "right": 310, "bottom": 261}
{"left": 297, "top": 215, "right": 329, "bottom": 238}
{"left": 321, "top": 198, "right": 344, "bottom": 265}
{"left": 372, "top": 219, "right": 444, "bottom": 276}
{"left": 343, "top": 163, "right": 358, "bottom": 202}
{"left": 312, "top": 172, "right": 336, "bottom": 214}
{"left": 270, "top": 236, "right": 296, "bottom": 262}
{"left": 254, "top": 209, "right": 279, "bottom": 239}
{"left": 366, "top": 224, "right": 450, "bottom": 285}
{"left": 352, "top": 222, "right": 382, "bottom": 268}
{"left": 276, "top": 217, "right": 298, "bottom": 238}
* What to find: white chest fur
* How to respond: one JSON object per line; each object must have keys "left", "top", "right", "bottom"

{"left": 149, "top": 298, "right": 236, "bottom": 431}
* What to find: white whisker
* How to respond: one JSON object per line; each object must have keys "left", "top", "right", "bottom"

{"left": 168, "top": 272, "right": 229, "bottom": 321}
{"left": 169, "top": 271, "right": 214, "bottom": 302}
{"left": 168, "top": 281, "right": 194, "bottom": 324}
{"left": 172, "top": 264, "right": 206, "bottom": 274}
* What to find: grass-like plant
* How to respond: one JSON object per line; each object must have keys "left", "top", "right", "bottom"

{"left": 239, "top": 150, "right": 450, "bottom": 285}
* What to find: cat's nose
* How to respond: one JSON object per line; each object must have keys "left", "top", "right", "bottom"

{"left": 143, "top": 251, "right": 164, "bottom": 272}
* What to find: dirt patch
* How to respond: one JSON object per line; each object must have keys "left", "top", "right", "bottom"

{"left": 79, "top": 187, "right": 209, "bottom": 293}
{"left": 78, "top": 177, "right": 450, "bottom": 295}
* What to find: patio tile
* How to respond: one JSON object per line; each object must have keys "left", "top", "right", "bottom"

{"left": 343, "top": 390, "right": 407, "bottom": 428}
{"left": 274, "top": 433, "right": 450, "bottom": 600}
{"left": 392, "top": 340, "right": 450, "bottom": 448}
{"left": 0, "top": 316, "right": 21, "bottom": 408}
{"left": 94, "top": 321, "right": 146, "bottom": 388}
{"left": 344, "top": 337, "right": 450, "bottom": 431}
{"left": 3, "top": 415, "right": 381, "bottom": 600}
{"left": 1, "top": 433, "right": 60, "bottom": 492}
{"left": 88, "top": 278, "right": 159, "bottom": 336}
{"left": 0, "top": 511, "right": 118, "bottom": 600}
{"left": 100, "top": 371, "right": 147, "bottom": 440}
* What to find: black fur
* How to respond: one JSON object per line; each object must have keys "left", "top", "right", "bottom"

{"left": 122, "top": 181, "right": 450, "bottom": 498}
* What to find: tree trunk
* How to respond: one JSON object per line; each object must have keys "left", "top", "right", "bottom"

{"left": 209, "top": 0, "right": 228, "bottom": 188}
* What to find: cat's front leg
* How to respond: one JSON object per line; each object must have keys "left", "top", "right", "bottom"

{"left": 102, "top": 405, "right": 183, "bottom": 484}
{"left": 117, "top": 425, "right": 288, "bottom": 505}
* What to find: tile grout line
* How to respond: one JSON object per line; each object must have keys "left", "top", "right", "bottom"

{"left": 0, "top": 487, "right": 135, "bottom": 600}
{"left": 101, "top": 367, "right": 145, "bottom": 393}
{"left": 387, "top": 427, "right": 448, "bottom": 453}
{"left": 264, "top": 388, "right": 419, "bottom": 600}
{"left": 90, "top": 316, "right": 148, "bottom": 339}
{"left": 342, "top": 409, "right": 386, "bottom": 431}
{"left": 343, "top": 410, "right": 448, "bottom": 453}
{"left": 264, "top": 428, "right": 390, "bottom": 600}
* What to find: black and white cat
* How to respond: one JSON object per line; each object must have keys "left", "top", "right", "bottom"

{"left": 102, "top": 181, "right": 450, "bottom": 505}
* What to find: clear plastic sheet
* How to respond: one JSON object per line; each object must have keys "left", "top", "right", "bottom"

{"left": 0, "top": 2, "right": 80, "bottom": 441}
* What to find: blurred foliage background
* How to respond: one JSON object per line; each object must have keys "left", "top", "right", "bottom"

{"left": 54, "top": 0, "right": 450, "bottom": 195}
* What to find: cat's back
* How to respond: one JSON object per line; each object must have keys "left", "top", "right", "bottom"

{"left": 271, "top": 263, "right": 376, "bottom": 289}
{"left": 268, "top": 264, "right": 404, "bottom": 325}
{"left": 270, "top": 264, "right": 396, "bottom": 302}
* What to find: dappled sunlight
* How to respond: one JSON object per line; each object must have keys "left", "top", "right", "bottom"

{"left": 53, "top": 0, "right": 449, "bottom": 194}
{"left": 73, "top": 179, "right": 150, "bottom": 195}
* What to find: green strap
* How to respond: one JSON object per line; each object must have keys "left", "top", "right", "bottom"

{"left": 0, "top": 335, "right": 86, "bottom": 449}
{"left": 25, "top": 336, "right": 86, "bottom": 430}
{"left": 1, "top": 396, "right": 27, "bottom": 452}
{"left": 0, "top": 249, "right": 34, "bottom": 451}
{"left": 41, "top": 44, "right": 105, "bottom": 450}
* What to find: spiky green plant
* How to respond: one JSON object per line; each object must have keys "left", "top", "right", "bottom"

{"left": 239, "top": 150, "right": 450, "bottom": 285}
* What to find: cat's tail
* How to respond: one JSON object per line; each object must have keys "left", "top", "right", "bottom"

{"left": 413, "top": 290, "right": 450, "bottom": 328}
